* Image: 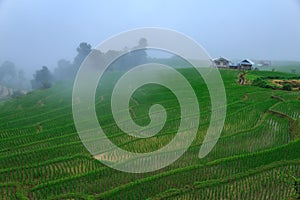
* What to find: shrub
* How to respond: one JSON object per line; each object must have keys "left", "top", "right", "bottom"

{"left": 252, "top": 78, "right": 268, "bottom": 88}
{"left": 282, "top": 83, "right": 292, "bottom": 91}
{"left": 42, "top": 82, "right": 52, "bottom": 89}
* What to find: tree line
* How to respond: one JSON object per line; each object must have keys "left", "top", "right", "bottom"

{"left": 31, "top": 38, "right": 148, "bottom": 90}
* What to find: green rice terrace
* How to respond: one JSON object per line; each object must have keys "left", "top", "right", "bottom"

{"left": 0, "top": 68, "right": 300, "bottom": 199}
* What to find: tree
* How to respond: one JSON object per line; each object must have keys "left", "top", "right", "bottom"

{"left": 104, "top": 38, "right": 149, "bottom": 71}
{"left": 0, "top": 61, "right": 17, "bottom": 86}
{"left": 119, "top": 38, "right": 148, "bottom": 70}
{"left": 64, "top": 42, "right": 92, "bottom": 78}
{"left": 31, "top": 66, "right": 53, "bottom": 89}
{"left": 133, "top": 38, "right": 148, "bottom": 64}
{"left": 52, "top": 42, "right": 92, "bottom": 81}
{"left": 16, "top": 70, "right": 30, "bottom": 90}
{"left": 104, "top": 49, "right": 123, "bottom": 70}
{"left": 73, "top": 42, "right": 92, "bottom": 69}
{"left": 53, "top": 59, "right": 72, "bottom": 81}
{"left": 105, "top": 50, "right": 122, "bottom": 64}
{"left": 137, "top": 37, "right": 148, "bottom": 48}
{"left": 0, "top": 61, "right": 30, "bottom": 90}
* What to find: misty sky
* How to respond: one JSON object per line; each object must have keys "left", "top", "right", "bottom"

{"left": 0, "top": 0, "right": 300, "bottom": 77}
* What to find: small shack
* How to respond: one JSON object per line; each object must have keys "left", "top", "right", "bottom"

{"left": 238, "top": 59, "right": 254, "bottom": 70}
{"left": 212, "top": 57, "right": 230, "bottom": 68}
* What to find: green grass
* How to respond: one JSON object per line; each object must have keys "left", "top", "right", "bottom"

{"left": 0, "top": 68, "right": 299, "bottom": 199}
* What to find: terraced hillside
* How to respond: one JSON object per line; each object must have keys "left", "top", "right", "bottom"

{"left": 0, "top": 69, "right": 300, "bottom": 199}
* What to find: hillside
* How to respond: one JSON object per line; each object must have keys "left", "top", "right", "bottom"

{"left": 0, "top": 69, "right": 300, "bottom": 199}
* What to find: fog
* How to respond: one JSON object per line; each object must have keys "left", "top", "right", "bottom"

{"left": 0, "top": 0, "right": 300, "bottom": 82}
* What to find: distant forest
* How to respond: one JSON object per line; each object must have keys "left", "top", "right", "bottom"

{"left": 0, "top": 38, "right": 151, "bottom": 92}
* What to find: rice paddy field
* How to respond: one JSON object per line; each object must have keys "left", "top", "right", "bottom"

{"left": 0, "top": 68, "right": 300, "bottom": 199}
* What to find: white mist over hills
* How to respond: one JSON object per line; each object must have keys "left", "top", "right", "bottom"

{"left": 0, "top": 0, "right": 299, "bottom": 78}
